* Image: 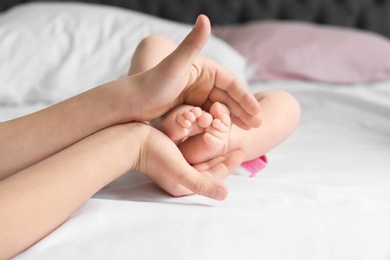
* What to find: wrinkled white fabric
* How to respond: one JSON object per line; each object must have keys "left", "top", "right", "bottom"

{"left": 0, "top": 2, "right": 248, "bottom": 105}
{"left": 8, "top": 80, "right": 390, "bottom": 260}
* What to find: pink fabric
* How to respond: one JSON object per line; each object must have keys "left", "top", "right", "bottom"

{"left": 212, "top": 21, "right": 390, "bottom": 84}
{"left": 239, "top": 155, "right": 268, "bottom": 177}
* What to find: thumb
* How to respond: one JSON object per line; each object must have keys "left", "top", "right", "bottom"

{"left": 158, "top": 14, "right": 211, "bottom": 76}
{"left": 194, "top": 150, "right": 245, "bottom": 181}
{"left": 139, "top": 126, "right": 228, "bottom": 200}
{"left": 179, "top": 150, "right": 244, "bottom": 200}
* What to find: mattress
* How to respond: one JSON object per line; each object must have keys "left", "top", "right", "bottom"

{"left": 1, "top": 3, "right": 390, "bottom": 260}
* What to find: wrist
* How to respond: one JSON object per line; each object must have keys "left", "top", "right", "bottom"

{"left": 98, "top": 76, "right": 141, "bottom": 124}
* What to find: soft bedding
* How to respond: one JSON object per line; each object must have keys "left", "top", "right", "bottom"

{"left": 213, "top": 21, "right": 390, "bottom": 84}
{"left": 0, "top": 2, "right": 248, "bottom": 105}
{"left": 8, "top": 80, "right": 390, "bottom": 260}
{"left": 1, "top": 2, "right": 390, "bottom": 260}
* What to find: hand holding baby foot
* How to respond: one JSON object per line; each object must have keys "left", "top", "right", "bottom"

{"left": 156, "top": 102, "right": 233, "bottom": 165}
{"left": 178, "top": 102, "right": 232, "bottom": 164}
{"left": 131, "top": 123, "right": 243, "bottom": 199}
{"left": 128, "top": 15, "right": 261, "bottom": 129}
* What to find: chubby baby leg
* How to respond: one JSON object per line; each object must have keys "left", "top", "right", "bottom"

{"left": 179, "top": 102, "right": 232, "bottom": 164}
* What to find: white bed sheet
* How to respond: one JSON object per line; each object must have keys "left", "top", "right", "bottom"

{"left": 4, "top": 80, "right": 390, "bottom": 260}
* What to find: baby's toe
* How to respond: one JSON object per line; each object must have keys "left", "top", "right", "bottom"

{"left": 212, "top": 116, "right": 230, "bottom": 133}
{"left": 220, "top": 114, "right": 231, "bottom": 128}
{"left": 190, "top": 107, "right": 202, "bottom": 118}
{"left": 177, "top": 114, "right": 192, "bottom": 128}
{"left": 197, "top": 112, "right": 213, "bottom": 128}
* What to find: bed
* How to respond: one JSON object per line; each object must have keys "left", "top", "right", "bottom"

{"left": 1, "top": 1, "right": 390, "bottom": 259}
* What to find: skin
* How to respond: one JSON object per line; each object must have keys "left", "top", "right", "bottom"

{"left": 156, "top": 91, "right": 301, "bottom": 166}
{"left": 0, "top": 16, "right": 261, "bottom": 180}
{"left": 131, "top": 33, "right": 301, "bottom": 166}
{"left": 0, "top": 15, "right": 261, "bottom": 259}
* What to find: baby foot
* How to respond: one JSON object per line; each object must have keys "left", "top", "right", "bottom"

{"left": 203, "top": 102, "right": 231, "bottom": 154}
{"left": 157, "top": 105, "right": 213, "bottom": 144}
{"left": 178, "top": 102, "right": 232, "bottom": 164}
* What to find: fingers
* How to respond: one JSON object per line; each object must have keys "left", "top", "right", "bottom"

{"left": 142, "top": 14, "right": 261, "bottom": 130}
{"left": 141, "top": 126, "right": 229, "bottom": 200}
{"left": 163, "top": 151, "right": 244, "bottom": 199}
{"left": 158, "top": 14, "right": 211, "bottom": 77}
{"left": 141, "top": 126, "right": 244, "bottom": 200}
{"left": 230, "top": 115, "right": 252, "bottom": 131}
{"left": 194, "top": 150, "right": 244, "bottom": 181}
{"left": 164, "top": 149, "right": 231, "bottom": 200}
{"left": 207, "top": 86, "right": 262, "bottom": 128}
{"left": 180, "top": 148, "right": 244, "bottom": 198}
{"left": 209, "top": 61, "right": 262, "bottom": 128}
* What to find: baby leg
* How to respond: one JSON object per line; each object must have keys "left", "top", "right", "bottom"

{"left": 179, "top": 102, "right": 231, "bottom": 164}
{"left": 128, "top": 35, "right": 176, "bottom": 75}
{"left": 154, "top": 105, "right": 213, "bottom": 144}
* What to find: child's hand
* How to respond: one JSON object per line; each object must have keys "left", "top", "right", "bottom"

{"left": 130, "top": 15, "right": 262, "bottom": 130}
{"left": 130, "top": 122, "right": 244, "bottom": 200}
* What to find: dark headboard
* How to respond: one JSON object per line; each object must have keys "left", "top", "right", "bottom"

{"left": 2, "top": 0, "right": 390, "bottom": 38}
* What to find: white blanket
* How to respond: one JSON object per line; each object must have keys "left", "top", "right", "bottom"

{"left": 5, "top": 80, "right": 390, "bottom": 260}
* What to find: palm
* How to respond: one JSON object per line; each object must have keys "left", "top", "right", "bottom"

{"left": 145, "top": 57, "right": 213, "bottom": 113}
{"left": 133, "top": 14, "right": 261, "bottom": 128}
{"left": 133, "top": 124, "right": 243, "bottom": 200}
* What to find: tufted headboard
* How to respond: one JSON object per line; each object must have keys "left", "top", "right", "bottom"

{"left": 1, "top": 0, "right": 390, "bottom": 38}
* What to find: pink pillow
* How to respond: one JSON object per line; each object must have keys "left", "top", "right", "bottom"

{"left": 212, "top": 21, "right": 390, "bottom": 83}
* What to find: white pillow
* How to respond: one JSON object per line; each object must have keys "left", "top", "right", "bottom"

{"left": 0, "top": 3, "right": 248, "bottom": 104}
